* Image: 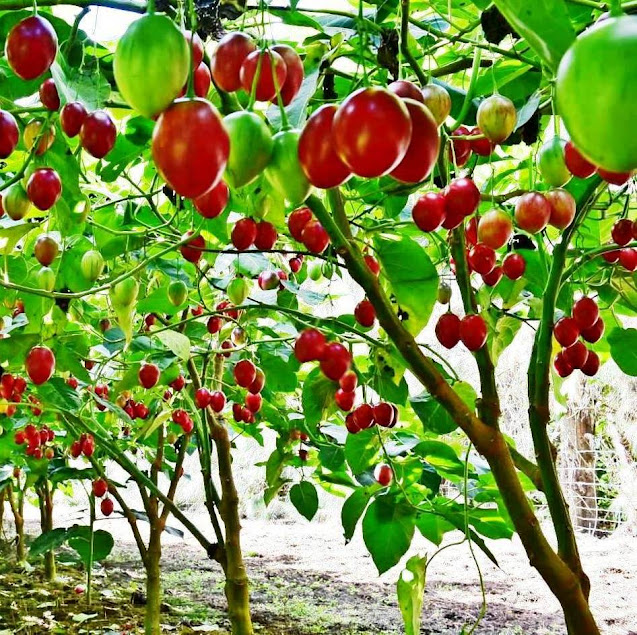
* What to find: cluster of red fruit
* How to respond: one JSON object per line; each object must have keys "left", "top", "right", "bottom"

{"left": 70, "top": 433, "right": 96, "bottom": 458}
{"left": 345, "top": 402, "right": 398, "bottom": 434}
{"left": 228, "top": 360, "right": 266, "bottom": 424}
{"left": 565, "top": 141, "right": 633, "bottom": 187}
{"left": 601, "top": 218, "right": 637, "bottom": 272}
{"left": 91, "top": 478, "right": 114, "bottom": 516}
{"left": 211, "top": 33, "right": 304, "bottom": 105}
{"left": 171, "top": 408, "right": 195, "bottom": 434}
{"left": 553, "top": 297, "right": 602, "bottom": 378}
{"left": 299, "top": 80, "right": 440, "bottom": 188}
{"left": 514, "top": 189, "right": 576, "bottom": 234}
{"left": 122, "top": 397, "right": 150, "bottom": 421}
{"left": 0, "top": 373, "right": 28, "bottom": 417}
{"left": 230, "top": 218, "right": 278, "bottom": 252}
{"left": 90, "top": 383, "right": 110, "bottom": 411}
{"left": 435, "top": 313, "right": 488, "bottom": 352}
{"left": 287, "top": 207, "right": 330, "bottom": 255}
{"left": 206, "top": 301, "right": 241, "bottom": 335}
{"left": 449, "top": 124, "right": 496, "bottom": 166}
{"left": 14, "top": 424, "right": 55, "bottom": 460}
{"left": 178, "top": 31, "right": 211, "bottom": 100}
{"left": 294, "top": 329, "right": 352, "bottom": 382}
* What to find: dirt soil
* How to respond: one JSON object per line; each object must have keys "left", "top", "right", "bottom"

{"left": 1, "top": 513, "right": 636, "bottom": 634}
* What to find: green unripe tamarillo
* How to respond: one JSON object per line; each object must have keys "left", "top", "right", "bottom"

{"left": 227, "top": 277, "right": 250, "bottom": 306}
{"left": 36, "top": 266, "right": 56, "bottom": 292}
{"left": 80, "top": 250, "right": 105, "bottom": 281}
{"left": 114, "top": 14, "right": 189, "bottom": 118}
{"left": 476, "top": 94, "right": 516, "bottom": 144}
{"left": 110, "top": 277, "right": 139, "bottom": 307}
{"left": 538, "top": 137, "right": 571, "bottom": 188}
{"left": 168, "top": 280, "right": 188, "bottom": 307}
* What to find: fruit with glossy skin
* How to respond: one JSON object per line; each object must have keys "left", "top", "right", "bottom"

{"left": 39, "top": 78, "right": 59, "bottom": 110}
{"left": 320, "top": 342, "right": 351, "bottom": 381}
{"left": 110, "top": 277, "right": 138, "bottom": 307}
{"left": 538, "top": 137, "right": 571, "bottom": 187}
{"left": 193, "top": 62, "right": 212, "bottom": 98}
{"left": 210, "top": 391, "right": 226, "bottom": 412}
{"left": 60, "top": 102, "right": 87, "bottom": 138}
{"left": 27, "top": 168, "right": 62, "bottom": 211}
{"left": 139, "top": 363, "right": 160, "bottom": 389}
{"left": 24, "top": 120, "right": 55, "bottom": 155}
{"left": 194, "top": 180, "right": 228, "bottom": 219}
{"left": 335, "top": 388, "right": 355, "bottom": 412}
{"left": 437, "top": 282, "right": 452, "bottom": 304}
{"left": 390, "top": 99, "right": 440, "bottom": 184}
{"left": 294, "top": 328, "right": 326, "bottom": 362}
{"left": 153, "top": 99, "right": 228, "bottom": 197}
{"left": 80, "top": 111, "right": 116, "bottom": 159}
{"left": 333, "top": 87, "right": 412, "bottom": 178}
{"left": 469, "top": 127, "right": 495, "bottom": 156}
{"left": 234, "top": 359, "right": 256, "bottom": 388}
{"left": 272, "top": 44, "right": 304, "bottom": 105}
{"left": 554, "top": 350, "right": 573, "bottom": 378}
{"left": 339, "top": 370, "right": 357, "bottom": 393}
{"left": 563, "top": 340, "right": 589, "bottom": 370}
{"left": 602, "top": 247, "right": 621, "bottom": 263}
{"left": 352, "top": 403, "right": 375, "bottom": 430}
{"left": 460, "top": 314, "right": 488, "bottom": 351}
{"left": 573, "top": 297, "right": 599, "bottom": 330}
{"left": 373, "top": 402, "right": 396, "bottom": 428}
{"left": 207, "top": 316, "right": 223, "bottom": 334}
{"left": 435, "top": 313, "right": 461, "bottom": 349}
{"left": 135, "top": 403, "right": 149, "bottom": 419}
{"left": 581, "top": 350, "right": 600, "bottom": 376}
{"left": 264, "top": 129, "right": 311, "bottom": 205}
{"left": 180, "top": 232, "right": 206, "bottom": 263}
{"left": 223, "top": 111, "right": 273, "bottom": 188}
{"left": 482, "top": 265, "right": 503, "bottom": 287}
{"left": 448, "top": 125, "right": 472, "bottom": 166}
{"left": 354, "top": 299, "right": 376, "bottom": 327}
{"left": 288, "top": 207, "right": 313, "bottom": 242}
{"left": 581, "top": 318, "right": 604, "bottom": 343}
{"left": 597, "top": 168, "right": 633, "bottom": 186}
{"left": 421, "top": 83, "right": 451, "bottom": 126}
{"left": 26, "top": 346, "right": 55, "bottom": 384}
{"left": 298, "top": 104, "right": 351, "bottom": 189}
{"left": 240, "top": 50, "right": 287, "bottom": 102}
{"left": 253, "top": 221, "right": 277, "bottom": 251}
{"left": 468, "top": 243, "right": 496, "bottom": 275}
{"left": 612, "top": 219, "right": 634, "bottom": 246}
{"left": 92, "top": 478, "right": 108, "bottom": 498}
{"left": 515, "top": 192, "right": 551, "bottom": 234}
{"left": 564, "top": 141, "right": 596, "bottom": 178}
{"left": 167, "top": 280, "right": 188, "bottom": 306}
{"left": 231, "top": 218, "right": 257, "bottom": 251}
{"left": 5, "top": 16, "right": 57, "bottom": 80}
{"left": 183, "top": 29, "right": 204, "bottom": 68}
{"left": 445, "top": 177, "right": 481, "bottom": 220}
{"left": 37, "top": 266, "right": 56, "bottom": 292}
{"left": 554, "top": 317, "right": 580, "bottom": 347}
{"left": 114, "top": 15, "right": 189, "bottom": 118}
{"left": 477, "top": 94, "right": 516, "bottom": 143}
{"left": 101, "top": 497, "right": 114, "bottom": 516}
{"left": 226, "top": 279, "right": 249, "bottom": 308}
{"left": 388, "top": 80, "right": 424, "bottom": 103}
{"left": 248, "top": 368, "right": 265, "bottom": 394}
{"left": 3, "top": 183, "right": 30, "bottom": 221}
{"left": 210, "top": 32, "right": 256, "bottom": 92}
{"left": 0, "top": 110, "right": 19, "bottom": 158}
{"left": 546, "top": 189, "right": 576, "bottom": 230}
{"left": 477, "top": 209, "right": 513, "bottom": 249}
{"left": 195, "top": 387, "right": 211, "bottom": 409}
{"left": 374, "top": 463, "right": 393, "bottom": 486}
{"left": 556, "top": 16, "right": 637, "bottom": 172}
{"left": 502, "top": 253, "right": 526, "bottom": 280}
{"left": 364, "top": 255, "right": 380, "bottom": 276}
{"left": 34, "top": 235, "right": 59, "bottom": 266}
{"left": 245, "top": 392, "right": 262, "bottom": 413}
{"left": 302, "top": 220, "right": 329, "bottom": 254}
{"left": 619, "top": 248, "right": 637, "bottom": 271}
{"left": 258, "top": 270, "right": 279, "bottom": 291}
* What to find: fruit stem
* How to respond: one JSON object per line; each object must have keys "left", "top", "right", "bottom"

{"left": 185, "top": 0, "right": 196, "bottom": 98}
{"left": 400, "top": 0, "right": 428, "bottom": 86}
{"left": 610, "top": 0, "right": 622, "bottom": 15}
{"left": 448, "top": 47, "right": 481, "bottom": 130}
{"left": 271, "top": 50, "right": 290, "bottom": 130}
{"left": 146, "top": 0, "right": 153, "bottom": 13}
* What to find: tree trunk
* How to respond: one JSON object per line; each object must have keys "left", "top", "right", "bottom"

{"left": 214, "top": 424, "right": 253, "bottom": 635}
{"left": 0, "top": 488, "right": 5, "bottom": 539}
{"left": 38, "top": 483, "right": 56, "bottom": 581}
{"left": 144, "top": 524, "right": 163, "bottom": 635}
{"left": 7, "top": 487, "right": 25, "bottom": 562}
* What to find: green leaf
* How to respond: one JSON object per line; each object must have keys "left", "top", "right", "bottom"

{"left": 289, "top": 481, "right": 319, "bottom": 521}
{"left": 344, "top": 427, "right": 381, "bottom": 474}
{"left": 415, "top": 513, "right": 454, "bottom": 546}
{"left": 397, "top": 555, "right": 428, "bottom": 635}
{"left": 302, "top": 367, "right": 336, "bottom": 425}
{"left": 410, "top": 381, "right": 476, "bottom": 435}
{"left": 490, "top": 0, "right": 575, "bottom": 72}
{"left": 362, "top": 495, "right": 416, "bottom": 573}
{"left": 30, "top": 528, "right": 69, "bottom": 557}
{"left": 341, "top": 488, "right": 372, "bottom": 542}
{"left": 374, "top": 235, "right": 439, "bottom": 335}
{"left": 608, "top": 328, "right": 637, "bottom": 375}
{"left": 67, "top": 527, "right": 114, "bottom": 564}
{"left": 154, "top": 329, "right": 191, "bottom": 362}
{"left": 50, "top": 58, "right": 111, "bottom": 110}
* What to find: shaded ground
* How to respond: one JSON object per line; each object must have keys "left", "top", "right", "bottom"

{"left": 0, "top": 514, "right": 635, "bottom": 634}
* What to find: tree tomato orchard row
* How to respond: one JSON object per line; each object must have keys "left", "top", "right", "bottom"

{"left": 0, "top": 2, "right": 635, "bottom": 635}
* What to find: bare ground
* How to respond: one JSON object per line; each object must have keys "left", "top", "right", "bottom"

{"left": 2, "top": 510, "right": 635, "bottom": 634}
